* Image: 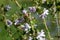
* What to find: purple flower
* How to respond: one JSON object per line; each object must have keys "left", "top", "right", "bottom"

{"left": 39, "top": 8, "right": 49, "bottom": 19}
{"left": 14, "top": 19, "right": 20, "bottom": 25}
{"left": 14, "top": 18, "right": 24, "bottom": 25}
{"left": 21, "top": 23, "right": 31, "bottom": 33}
{"left": 6, "top": 19, "right": 12, "bottom": 27}
{"left": 29, "top": 7, "right": 36, "bottom": 12}
{"left": 24, "top": 23, "right": 31, "bottom": 29}
{"left": 24, "top": 23, "right": 31, "bottom": 33}
{"left": 36, "top": 29, "right": 45, "bottom": 40}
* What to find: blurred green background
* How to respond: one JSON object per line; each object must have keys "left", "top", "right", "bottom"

{"left": 0, "top": 0, "right": 60, "bottom": 40}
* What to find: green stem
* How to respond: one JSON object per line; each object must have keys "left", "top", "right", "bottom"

{"left": 43, "top": 18, "right": 51, "bottom": 40}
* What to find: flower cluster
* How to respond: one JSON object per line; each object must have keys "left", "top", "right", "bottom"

{"left": 22, "top": 6, "right": 36, "bottom": 14}
{"left": 6, "top": 17, "right": 24, "bottom": 27}
{"left": 0, "top": 0, "right": 59, "bottom": 40}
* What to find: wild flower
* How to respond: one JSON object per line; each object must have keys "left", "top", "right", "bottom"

{"left": 14, "top": 18, "right": 24, "bottom": 25}
{"left": 4, "top": 5, "right": 11, "bottom": 12}
{"left": 22, "top": 9, "right": 27, "bottom": 14}
{"left": 22, "top": 9, "right": 29, "bottom": 17}
{"left": 21, "top": 23, "right": 31, "bottom": 33}
{"left": 24, "top": 23, "right": 31, "bottom": 31}
{"left": 6, "top": 19, "right": 12, "bottom": 27}
{"left": 39, "top": 8, "right": 49, "bottom": 19}
{"left": 36, "top": 29, "right": 45, "bottom": 40}
{"left": 29, "top": 7, "right": 36, "bottom": 12}
{"left": 14, "top": 19, "right": 20, "bottom": 25}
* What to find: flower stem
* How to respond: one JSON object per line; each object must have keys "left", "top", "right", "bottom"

{"left": 43, "top": 18, "right": 51, "bottom": 40}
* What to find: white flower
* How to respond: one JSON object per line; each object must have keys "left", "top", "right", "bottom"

{"left": 5, "top": 5, "right": 11, "bottom": 11}
{"left": 43, "top": 8, "right": 49, "bottom": 15}
{"left": 6, "top": 19, "right": 12, "bottom": 27}
{"left": 36, "top": 29, "right": 45, "bottom": 40}
{"left": 39, "top": 8, "right": 49, "bottom": 19}
{"left": 22, "top": 9, "right": 27, "bottom": 14}
{"left": 21, "top": 23, "right": 31, "bottom": 33}
{"left": 14, "top": 19, "right": 20, "bottom": 25}
{"left": 29, "top": 36, "right": 33, "bottom": 40}
{"left": 24, "top": 23, "right": 31, "bottom": 31}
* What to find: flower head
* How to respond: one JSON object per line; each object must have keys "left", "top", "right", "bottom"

{"left": 29, "top": 7, "right": 36, "bottom": 12}
{"left": 36, "top": 29, "right": 45, "bottom": 40}
{"left": 4, "top": 5, "right": 11, "bottom": 12}
{"left": 39, "top": 8, "right": 49, "bottom": 19}
{"left": 6, "top": 19, "right": 12, "bottom": 27}
{"left": 14, "top": 18, "right": 24, "bottom": 25}
{"left": 24, "top": 23, "right": 31, "bottom": 31}
{"left": 21, "top": 23, "right": 31, "bottom": 33}
{"left": 24, "top": 23, "right": 31, "bottom": 28}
